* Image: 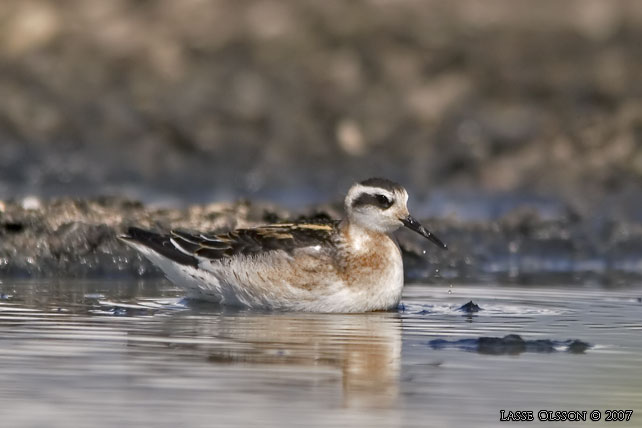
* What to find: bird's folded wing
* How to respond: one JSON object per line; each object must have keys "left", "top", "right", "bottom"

{"left": 170, "top": 222, "right": 339, "bottom": 261}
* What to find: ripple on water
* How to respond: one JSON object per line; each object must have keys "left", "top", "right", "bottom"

{"left": 403, "top": 302, "right": 567, "bottom": 317}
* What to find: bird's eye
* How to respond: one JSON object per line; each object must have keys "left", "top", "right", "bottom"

{"left": 375, "top": 194, "right": 393, "bottom": 208}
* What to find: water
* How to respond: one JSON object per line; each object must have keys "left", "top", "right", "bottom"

{"left": 0, "top": 280, "right": 640, "bottom": 428}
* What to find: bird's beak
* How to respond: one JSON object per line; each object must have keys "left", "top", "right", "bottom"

{"left": 401, "top": 215, "right": 447, "bottom": 250}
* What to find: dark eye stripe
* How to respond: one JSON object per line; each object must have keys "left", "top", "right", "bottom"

{"left": 352, "top": 193, "right": 394, "bottom": 209}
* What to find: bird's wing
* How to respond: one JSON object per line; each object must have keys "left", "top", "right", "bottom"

{"left": 123, "top": 222, "right": 339, "bottom": 266}
{"left": 171, "top": 222, "right": 339, "bottom": 260}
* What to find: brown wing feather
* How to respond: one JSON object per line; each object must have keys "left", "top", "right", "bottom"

{"left": 170, "top": 221, "right": 339, "bottom": 260}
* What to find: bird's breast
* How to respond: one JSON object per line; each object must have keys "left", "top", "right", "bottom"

{"left": 338, "top": 231, "right": 403, "bottom": 289}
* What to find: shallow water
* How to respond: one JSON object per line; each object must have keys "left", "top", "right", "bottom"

{"left": 0, "top": 280, "right": 640, "bottom": 428}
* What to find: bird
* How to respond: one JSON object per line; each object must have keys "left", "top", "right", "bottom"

{"left": 120, "top": 178, "right": 446, "bottom": 312}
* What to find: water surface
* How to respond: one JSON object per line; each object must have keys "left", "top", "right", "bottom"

{"left": 0, "top": 281, "right": 640, "bottom": 427}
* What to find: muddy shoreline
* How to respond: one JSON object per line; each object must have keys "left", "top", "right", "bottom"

{"left": 1, "top": 197, "right": 640, "bottom": 285}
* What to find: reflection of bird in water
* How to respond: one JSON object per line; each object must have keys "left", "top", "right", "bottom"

{"left": 121, "top": 178, "right": 446, "bottom": 312}
{"left": 152, "top": 310, "right": 402, "bottom": 410}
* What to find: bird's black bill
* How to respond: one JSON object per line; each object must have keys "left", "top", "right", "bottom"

{"left": 401, "top": 215, "right": 447, "bottom": 250}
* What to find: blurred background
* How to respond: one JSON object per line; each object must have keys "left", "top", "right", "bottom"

{"left": 1, "top": 0, "right": 641, "bottom": 222}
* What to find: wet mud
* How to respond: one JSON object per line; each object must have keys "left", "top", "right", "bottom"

{"left": 429, "top": 334, "right": 591, "bottom": 355}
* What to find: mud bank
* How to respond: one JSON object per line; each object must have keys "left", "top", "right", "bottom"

{"left": 1, "top": 197, "right": 641, "bottom": 285}
{"left": 1, "top": 1, "right": 642, "bottom": 220}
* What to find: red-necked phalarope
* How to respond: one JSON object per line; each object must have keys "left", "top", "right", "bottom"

{"left": 120, "top": 178, "right": 446, "bottom": 312}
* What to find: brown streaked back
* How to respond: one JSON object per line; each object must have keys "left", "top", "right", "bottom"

{"left": 171, "top": 221, "right": 340, "bottom": 260}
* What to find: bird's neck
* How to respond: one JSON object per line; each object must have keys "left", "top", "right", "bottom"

{"left": 339, "top": 219, "right": 388, "bottom": 253}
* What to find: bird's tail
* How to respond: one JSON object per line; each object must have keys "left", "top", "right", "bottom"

{"left": 119, "top": 227, "right": 197, "bottom": 267}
